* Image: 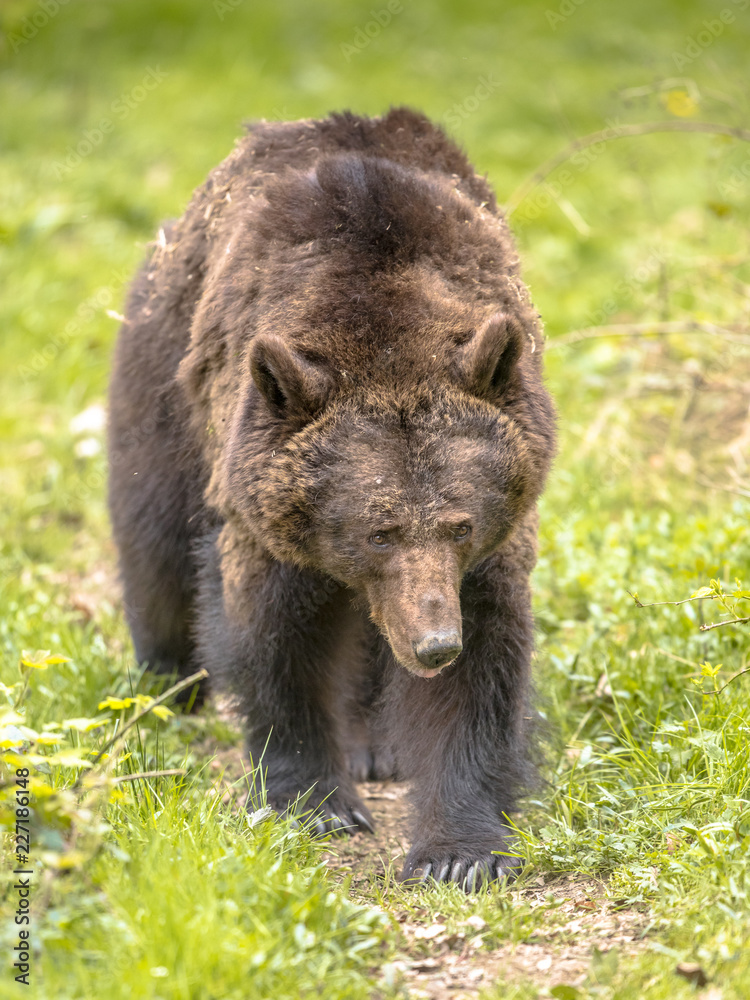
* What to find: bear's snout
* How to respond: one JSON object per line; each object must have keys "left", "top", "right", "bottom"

{"left": 365, "top": 547, "right": 464, "bottom": 676}
{"left": 413, "top": 632, "right": 463, "bottom": 673}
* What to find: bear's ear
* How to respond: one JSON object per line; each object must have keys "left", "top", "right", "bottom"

{"left": 249, "top": 335, "right": 332, "bottom": 420}
{"left": 455, "top": 311, "right": 525, "bottom": 397}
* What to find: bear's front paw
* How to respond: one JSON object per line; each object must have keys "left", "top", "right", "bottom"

{"left": 400, "top": 841, "right": 521, "bottom": 891}
{"left": 271, "top": 786, "right": 376, "bottom": 837}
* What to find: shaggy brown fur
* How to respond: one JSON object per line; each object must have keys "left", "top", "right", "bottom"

{"left": 108, "top": 107, "right": 556, "bottom": 889}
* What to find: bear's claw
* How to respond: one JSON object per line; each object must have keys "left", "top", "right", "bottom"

{"left": 351, "top": 808, "right": 376, "bottom": 834}
{"left": 272, "top": 780, "right": 376, "bottom": 837}
{"left": 402, "top": 849, "right": 521, "bottom": 892}
{"left": 290, "top": 794, "right": 376, "bottom": 838}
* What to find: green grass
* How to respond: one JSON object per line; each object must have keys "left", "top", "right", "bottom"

{"left": 36, "top": 781, "right": 392, "bottom": 999}
{"left": 1, "top": 0, "right": 749, "bottom": 997}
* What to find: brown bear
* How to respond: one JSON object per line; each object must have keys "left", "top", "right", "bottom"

{"left": 108, "top": 107, "right": 556, "bottom": 890}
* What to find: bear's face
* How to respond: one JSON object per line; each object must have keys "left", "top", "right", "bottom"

{"left": 236, "top": 390, "right": 539, "bottom": 677}
{"left": 305, "top": 403, "right": 535, "bottom": 676}
{"left": 225, "top": 311, "right": 552, "bottom": 677}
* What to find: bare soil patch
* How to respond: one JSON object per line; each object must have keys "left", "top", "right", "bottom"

{"left": 328, "top": 783, "right": 649, "bottom": 998}
{"left": 207, "top": 746, "right": 650, "bottom": 999}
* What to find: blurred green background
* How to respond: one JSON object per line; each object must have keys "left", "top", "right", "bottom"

{"left": 2, "top": 0, "right": 748, "bottom": 573}
{"left": 1, "top": 2, "right": 750, "bottom": 998}
{"left": 2, "top": 0, "right": 749, "bottom": 411}
{"left": 2, "top": 0, "right": 749, "bottom": 515}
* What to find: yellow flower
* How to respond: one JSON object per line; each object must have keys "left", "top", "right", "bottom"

{"left": 20, "top": 650, "right": 70, "bottom": 670}
{"left": 47, "top": 747, "right": 93, "bottom": 768}
{"left": 98, "top": 696, "right": 135, "bottom": 711}
{"left": 34, "top": 733, "right": 65, "bottom": 747}
{"left": 62, "top": 717, "right": 108, "bottom": 732}
{"left": 663, "top": 90, "right": 698, "bottom": 118}
{"left": 0, "top": 724, "right": 39, "bottom": 747}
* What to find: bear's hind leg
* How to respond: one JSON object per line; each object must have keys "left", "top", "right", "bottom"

{"left": 109, "top": 437, "right": 203, "bottom": 705}
{"left": 119, "top": 527, "right": 200, "bottom": 702}
{"left": 197, "top": 527, "right": 375, "bottom": 835}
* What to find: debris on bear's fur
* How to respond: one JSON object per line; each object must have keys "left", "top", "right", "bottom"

{"left": 108, "top": 107, "right": 555, "bottom": 889}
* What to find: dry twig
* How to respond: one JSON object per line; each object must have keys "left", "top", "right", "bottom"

{"left": 700, "top": 617, "right": 750, "bottom": 632}
{"left": 629, "top": 590, "right": 717, "bottom": 609}
{"left": 505, "top": 120, "right": 750, "bottom": 214}
{"left": 548, "top": 321, "right": 750, "bottom": 352}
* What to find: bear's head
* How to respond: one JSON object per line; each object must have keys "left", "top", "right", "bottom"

{"left": 225, "top": 312, "right": 554, "bottom": 678}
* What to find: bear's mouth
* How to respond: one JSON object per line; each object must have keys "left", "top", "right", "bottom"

{"left": 410, "top": 662, "right": 454, "bottom": 679}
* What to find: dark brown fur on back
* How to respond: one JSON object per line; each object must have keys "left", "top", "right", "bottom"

{"left": 108, "top": 107, "right": 556, "bottom": 888}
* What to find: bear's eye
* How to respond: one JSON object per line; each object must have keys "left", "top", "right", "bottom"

{"left": 454, "top": 524, "right": 472, "bottom": 541}
{"left": 369, "top": 531, "right": 390, "bottom": 548}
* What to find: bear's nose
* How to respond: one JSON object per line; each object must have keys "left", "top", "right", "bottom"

{"left": 413, "top": 633, "right": 463, "bottom": 670}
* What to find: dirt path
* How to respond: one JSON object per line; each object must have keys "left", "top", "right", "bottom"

{"left": 324, "top": 782, "right": 649, "bottom": 998}
{"left": 208, "top": 744, "right": 650, "bottom": 999}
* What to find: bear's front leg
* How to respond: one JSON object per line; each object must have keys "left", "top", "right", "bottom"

{"left": 196, "top": 524, "right": 374, "bottom": 836}
{"left": 387, "top": 556, "right": 534, "bottom": 889}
